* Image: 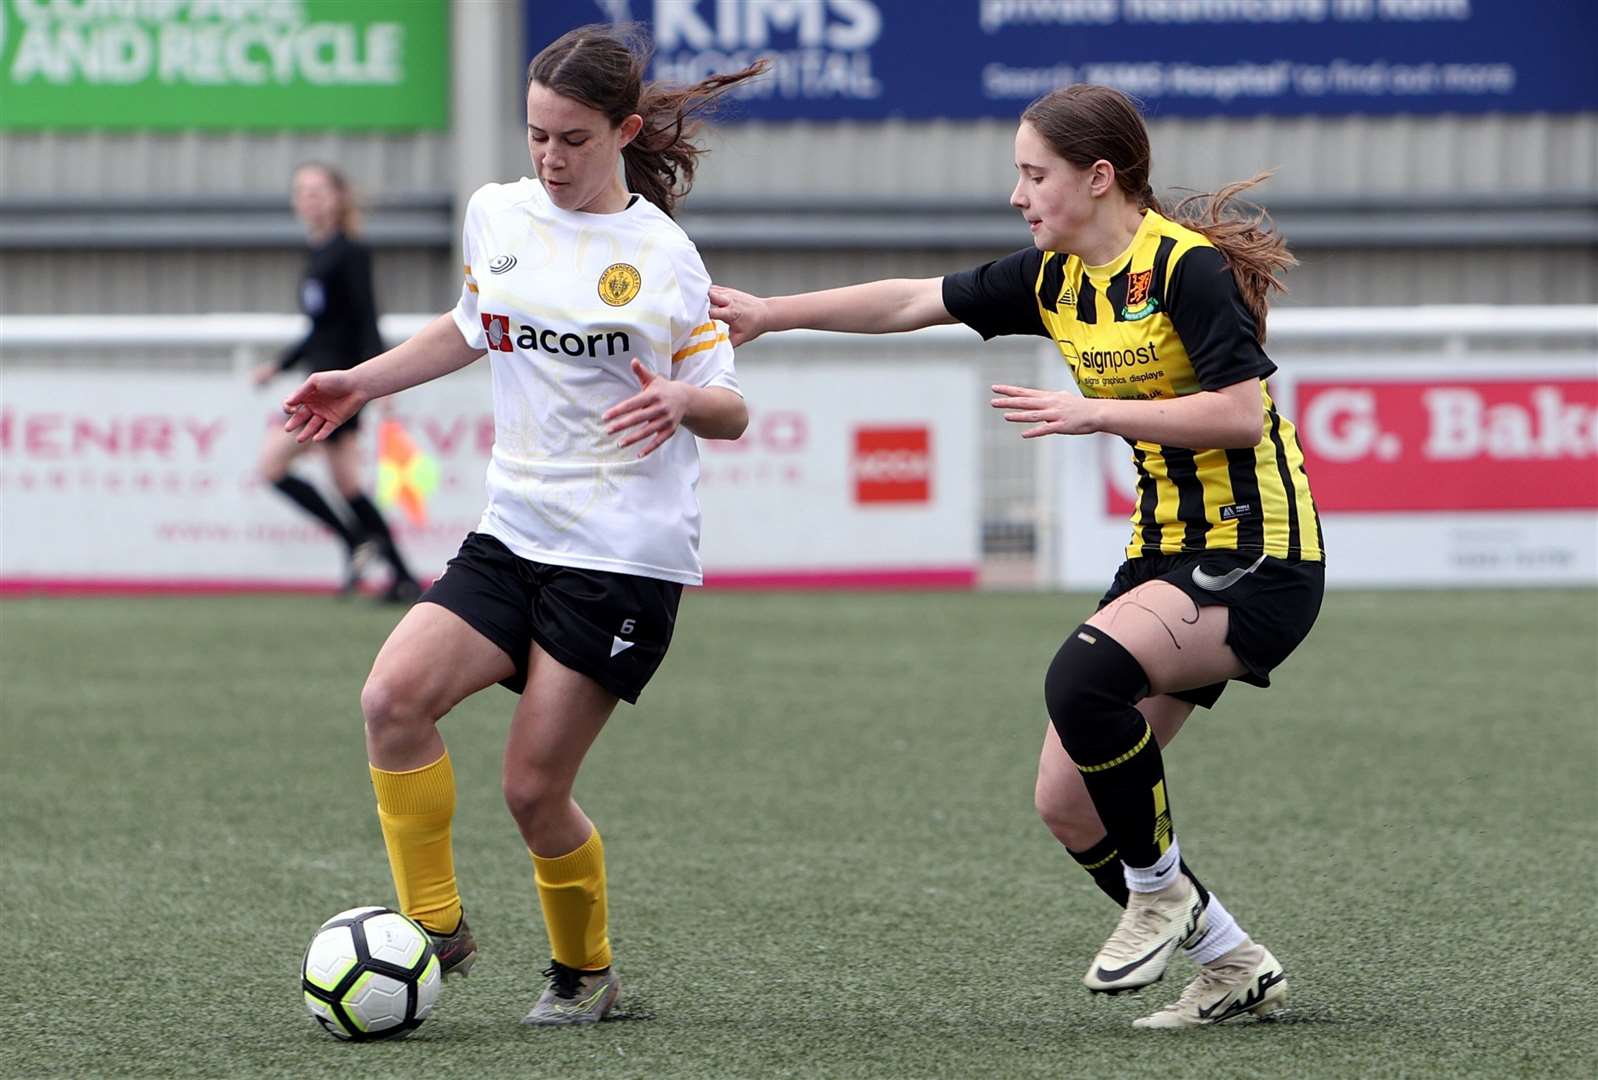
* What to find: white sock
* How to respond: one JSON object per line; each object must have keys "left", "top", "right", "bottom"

{"left": 1123, "top": 840, "right": 1182, "bottom": 893}
{"left": 1183, "top": 894, "right": 1249, "bottom": 966}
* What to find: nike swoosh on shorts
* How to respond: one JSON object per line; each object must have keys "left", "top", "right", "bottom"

{"left": 1190, "top": 552, "right": 1267, "bottom": 592}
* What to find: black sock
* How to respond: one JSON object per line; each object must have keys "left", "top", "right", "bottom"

{"left": 272, "top": 476, "right": 357, "bottom": 549}
{"left": 1076, "top": 717, "right": 1173, "bottom": 870}
{"left": 1068, "top": 845, "right": 1208, "bottom": 911}
{"left": 346, "top": 493, "right": 414, "bottom": 580}
{"left": 1068, "top": 836, "right": 1130, "bottom": 907}
{"left": 1046, "top": 629, "right": 1180, "bottom": 875}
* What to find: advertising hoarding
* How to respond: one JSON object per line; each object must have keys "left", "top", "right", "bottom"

{"left": 1, "top": 0, "right": 449, "bottom": 130}
{"left": 525, "top": 0, "right": 1596, "bottom": 121}
{"left": 0, "top": 360, "right": 979, "bottom": 590}
{"left": 1059, "top": 356, "right": 1598, "bottom": 588}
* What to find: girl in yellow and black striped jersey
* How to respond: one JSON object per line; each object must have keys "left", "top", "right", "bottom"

{"left": 711, "top": 84, "right": 1323, "bottom": 1029}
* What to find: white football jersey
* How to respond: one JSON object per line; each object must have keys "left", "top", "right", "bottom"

{"left": 449, "top": 178, "right": 739, "bottom": 586}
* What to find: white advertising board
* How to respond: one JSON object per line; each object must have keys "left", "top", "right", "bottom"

{"left": 0, "top": 361, "right": 978, "bottom": 591}
{"left": 698, "top": 360, "right": 979, "bottom": 587}
{"left": 1052, "top": 354, "right": 1598, "bottom": 590}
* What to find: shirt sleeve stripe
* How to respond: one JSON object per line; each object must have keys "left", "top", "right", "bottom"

{"left": 687, "top": 320, "right": 716, "bottom": 338}
{"left": 671, "top": 334, "right": 729, "bottom": 363}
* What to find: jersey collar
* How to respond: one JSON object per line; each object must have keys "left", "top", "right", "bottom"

{"left": 1080, "top": 209, "right": 1162, "bottom": 281}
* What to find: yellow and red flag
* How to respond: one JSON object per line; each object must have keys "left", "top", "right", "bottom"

{"left": 375, "top": 419, "right": 439, "bottom": 526}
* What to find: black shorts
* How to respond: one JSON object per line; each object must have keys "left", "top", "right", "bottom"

{"left": 419, "top": 532, "right": 682, "bottom": 704}
{"left": 1097, "top": 551, "right": 1325, "bottom": 709}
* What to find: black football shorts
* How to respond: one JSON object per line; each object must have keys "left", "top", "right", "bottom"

{"left": 420, "top": 532, "right": 682, "bottom": 703}
{"left": 1097, "top": 551, "right": 1325, "bottom": 709}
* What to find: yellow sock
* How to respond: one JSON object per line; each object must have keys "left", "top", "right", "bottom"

{"left": 369, "top": 753, "right": 462, "bottom": 935}
{"left": 531, "top": 828, "right": 611, "bottom": 971}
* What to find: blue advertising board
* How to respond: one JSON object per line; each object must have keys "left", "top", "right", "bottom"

{"left": 525, "top": 0, "right": 1595, "bottom": 120}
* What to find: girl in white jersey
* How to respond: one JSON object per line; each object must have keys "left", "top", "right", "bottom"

{"left": 283, "top": 24, "right": 765, "bottom": 1026}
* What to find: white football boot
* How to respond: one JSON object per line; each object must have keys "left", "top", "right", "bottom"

{"left": 1082, "top": 873, "right": 1206, "bottom": 994}
{"left": 1133, "top": 940, "right": 1288, "bottom": 1028}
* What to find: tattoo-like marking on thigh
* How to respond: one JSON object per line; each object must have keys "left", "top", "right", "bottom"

{"left": 1114, "top": 599, "right": 1182, "bottom": 650}
{"left": 1108, "top": 584, "right": 1200, "bottom": 650}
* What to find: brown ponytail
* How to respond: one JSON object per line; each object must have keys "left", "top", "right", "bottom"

{"left": 1021, "top": 84, "right": 1295, "bottom": 342}
{"left": 528, "top": 23, "right": 768, "bottom": 218}
{"left": 1167, "top": 174, "right": 1296, "bottom": 342}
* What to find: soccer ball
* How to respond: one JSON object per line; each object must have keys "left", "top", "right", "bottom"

{"left": 301, "top": 906, "right": 442, "bottom": 1041}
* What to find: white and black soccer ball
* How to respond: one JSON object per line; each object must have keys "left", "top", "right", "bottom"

{"left": 302, "top": 906, "right": 442, "bottom": 1041}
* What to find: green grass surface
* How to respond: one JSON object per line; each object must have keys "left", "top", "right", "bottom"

{"left": 3, "top": 589, "right": 1596, "bottom": 1078}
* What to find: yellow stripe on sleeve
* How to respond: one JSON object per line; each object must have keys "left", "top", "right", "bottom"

{"left": 671, "top": 333, "right": 729, "bottom": 363}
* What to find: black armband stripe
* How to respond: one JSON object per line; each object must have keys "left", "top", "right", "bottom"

{"left": 1266, "top": 406, "right": 1303, "bottom": 561}
{"left": 1132, "top": 446, "right": 1162, "bottom": 555}
{"left": 1037, "top": 253, "right": 1066, "bottom": 314}
{"left": 1076, "top": 277, "right": 1098, "bottom": 325}
{"left": 1163, "top": 447, "right": 1210, "bottom": 552}
{"left": 1151, "top": 235, "right": 1177, "bottom": 308}
{"left": 1225, "top": 446, "right": 1266, "bottom": 553}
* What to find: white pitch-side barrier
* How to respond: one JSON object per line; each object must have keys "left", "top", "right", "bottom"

{"left": 2, "top": 307, "right": 1594, "bottom": 590}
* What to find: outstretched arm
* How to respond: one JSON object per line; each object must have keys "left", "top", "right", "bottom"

{"left": 283, "top": 313, "right": 485, "bottom": 442}
{"left": 991, "top": 377, "right": 1264, "bottom": 449}
{"left": 708, "top": 278, "right": 956, "bottom": 346}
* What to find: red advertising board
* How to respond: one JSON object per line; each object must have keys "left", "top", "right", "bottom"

{"left": 853, "top": 426, "right": 931, "bottom": 504}
{"left": 1296, "top": 379, "right": 1598, "bottom": 511}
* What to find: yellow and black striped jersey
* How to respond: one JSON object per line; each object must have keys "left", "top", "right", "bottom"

{"left": 944, "top": 210, "right": 1323, "bottom": 562}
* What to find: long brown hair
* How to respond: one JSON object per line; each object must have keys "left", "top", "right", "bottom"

{"left": 293, "top": 161, "right": 362, "bottom": 236}
{"left": 1021, "top": 84, "right": 1295, "bottom": 341}
{"left": 528, "top": 23, "right": 767, "bottom": 218}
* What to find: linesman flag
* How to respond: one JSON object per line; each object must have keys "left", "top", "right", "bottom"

{"left": 376, "top": 419, "right": 438, "bottom": 526}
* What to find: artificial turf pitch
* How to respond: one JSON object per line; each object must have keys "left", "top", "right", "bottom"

{"left": 3, "top": 589, "right": 1594, "bottom": 1078}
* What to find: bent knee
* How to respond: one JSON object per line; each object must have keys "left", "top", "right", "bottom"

{"left": 1034, "top": 768, "right": 1098, "bottom": 839}
{"left": 501, "top": 772, "right": 565, "bottom": 825}
{"left": 361, "top": 669, "right": 441, "bottom": 740}
{"left": 1043, "top": 626, "right": 1150, "bottom": 755}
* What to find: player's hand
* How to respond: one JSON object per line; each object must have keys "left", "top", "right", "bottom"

{"left": 251, "top": 362, "right": 279, "bottom": 387}
{"left": 283, "top": 370, "right": 367, "bottom": 443}
{"left": 707, "top": 285, "right": 769, "bottom": 347}
{"left": 990, "top": 383, "right": 1101, "bottom": 438}
{"left": 603, "top": 358, "right": 692, "bottom": 458}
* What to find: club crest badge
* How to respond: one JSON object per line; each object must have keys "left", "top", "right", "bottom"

{"left": 1121, "top": 268, "right": 1158, "bottom": 321}
{"left": 598, "top": 262, "right": 642, "bottom": 307}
